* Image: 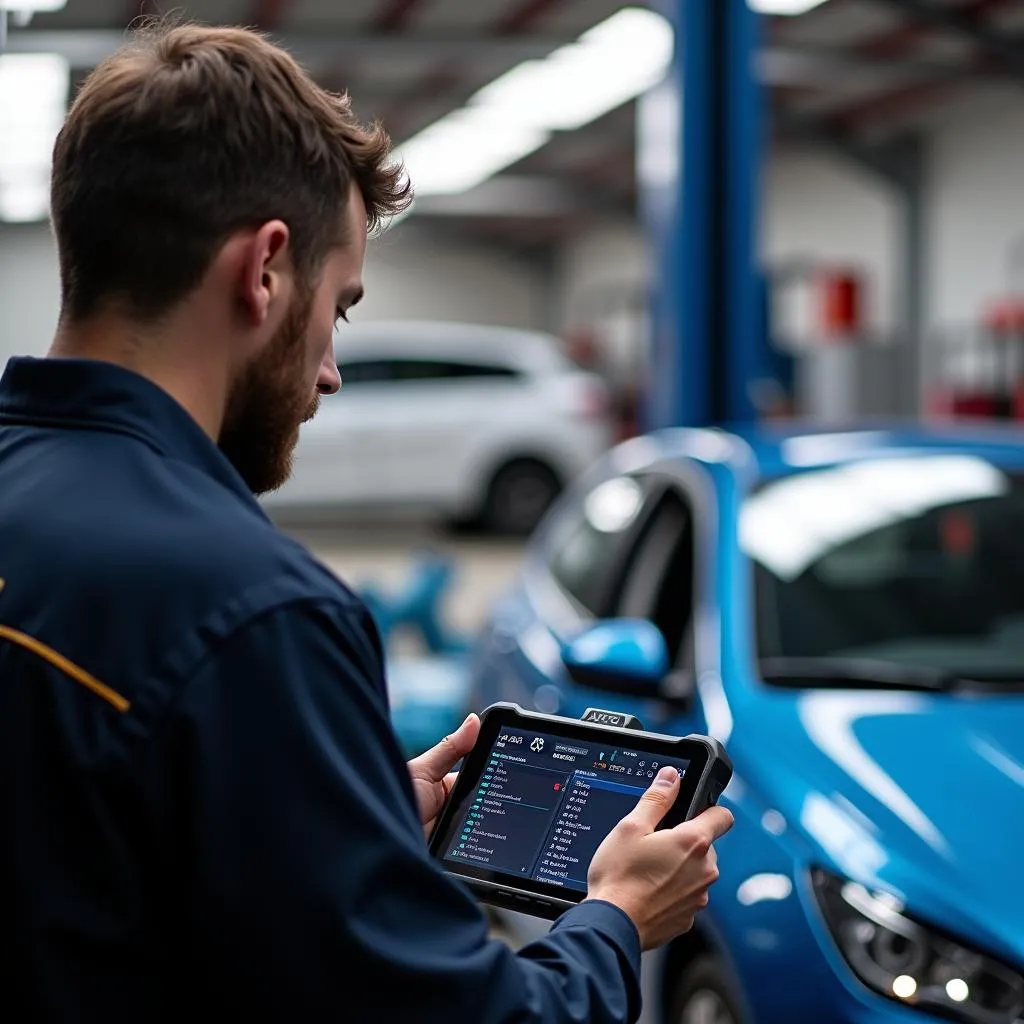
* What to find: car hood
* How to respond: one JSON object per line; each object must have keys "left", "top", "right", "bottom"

{"left": 735, "top": 688, "right": 1024, "bottom": 964}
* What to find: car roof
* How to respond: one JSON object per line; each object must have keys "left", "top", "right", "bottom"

{"left": 333, "top": 319, "right": 568, "bottom": 374}
{"left": 633, "top": 421, "right": 1024, "bottom": 479}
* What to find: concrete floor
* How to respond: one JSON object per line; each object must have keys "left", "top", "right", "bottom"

{"left": 281, "top": 522, "right": 526, "bottom": 639}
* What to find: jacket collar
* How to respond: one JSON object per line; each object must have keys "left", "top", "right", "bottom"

{"left": 0, "top": 356, "right": 265, "bottom": 513}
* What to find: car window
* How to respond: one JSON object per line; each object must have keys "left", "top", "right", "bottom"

{"left": 339, "top": 357, "right": 520, "bottom": 385}
{"left": 613, "top": 487, "right": 695, "bottom": 664}
{"left": 338, "top": 359, "right": 397, "bottom": 385}
{"left": 548, "top": 476, "right": 649, "bottom": 616}
{"left": 744, "top": 456, "right": 1024, "bottom": 682}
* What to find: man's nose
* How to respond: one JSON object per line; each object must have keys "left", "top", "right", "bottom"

{"left": 317, "top": 346, "right": 342, "bottom": 396}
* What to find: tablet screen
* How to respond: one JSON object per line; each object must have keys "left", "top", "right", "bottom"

{"left": 440, "top": 725, "right": 690, "bottom": 893}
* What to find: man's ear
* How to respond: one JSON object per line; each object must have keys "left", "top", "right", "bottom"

{"left": 238, "top": 219, "right": 291, "bottom": 328}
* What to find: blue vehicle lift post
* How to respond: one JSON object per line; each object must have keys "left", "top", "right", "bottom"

{"left": 642, "top": 0, "right": 765, "bottom": 430}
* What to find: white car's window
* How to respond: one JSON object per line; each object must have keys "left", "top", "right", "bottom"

{"left": 339, "top": 358, "right": 521, "bottom": 385}
{"left": 338, "top": 359, "right": 396, "bottom": 385}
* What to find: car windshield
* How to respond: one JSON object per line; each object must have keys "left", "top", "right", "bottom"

{"left": 741, "top": 454, "right": 1024, "bottom": 688}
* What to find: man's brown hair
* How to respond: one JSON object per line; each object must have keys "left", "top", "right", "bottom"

{"left": 50, "top": 20, "right": 412, "bottom": 323}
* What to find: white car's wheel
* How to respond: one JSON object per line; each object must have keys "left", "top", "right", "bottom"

{"left": 482, "top": 459, "right": 561, "bottom": 536}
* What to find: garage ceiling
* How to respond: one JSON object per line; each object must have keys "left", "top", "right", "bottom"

{"left": 4, "top": 0, "right": 1024, "bottom": 247}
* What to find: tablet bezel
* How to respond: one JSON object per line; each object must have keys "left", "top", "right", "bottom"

{"left": 427, "top": 703, "right": 715, "bottom": 907}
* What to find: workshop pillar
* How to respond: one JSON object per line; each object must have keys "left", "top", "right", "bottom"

{"left": 640, "top": 0, "right": 764, "bottom": 430}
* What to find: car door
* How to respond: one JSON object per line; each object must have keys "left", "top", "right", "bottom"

{"left": 286, "top": 357, "right": 399, "bottom": 505}
{"left": 380, "top": 357, "right": 524, "bottom": 507}
{"left": 530, "top": 463, "right": 713, "bottom": 730}
{"left": 608, "top": 478, "right": 704, "bottom": 716}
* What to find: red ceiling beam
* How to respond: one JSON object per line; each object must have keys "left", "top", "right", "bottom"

{"left": 121, "top": 0, "right": 150, "bottom": 26}
{"left": 373, "top": 0, "right": 429, "bottom": 33}
{"left": 797, "top": 0, "right": 1019, "bottom": 136}
{"left": 854, "top": 0, "right": 1014, "bottom": 59}
{"left": 385, "top": 0, "right": 573, "bottom": 139}
{"left": 829, "top": 76, "right": 964, "bottom": 133}
{"left": 248, "top": 0, "right": 294, "bottom": 31}
{"left": 495, "top": 0, "right": 569, "bottom": 36}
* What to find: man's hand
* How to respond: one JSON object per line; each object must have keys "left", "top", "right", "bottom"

{"left": 408, "top": 713, "right": 481, "bottom": 837}
{"left": 587, "top": 766, "right": 734, "bottom": 950}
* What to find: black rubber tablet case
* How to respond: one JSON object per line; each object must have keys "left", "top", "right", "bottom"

{"left": 428, "top": 703, "right": 733, "bottom": 921}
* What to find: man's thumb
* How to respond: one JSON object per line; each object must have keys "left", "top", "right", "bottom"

{"left": 411, "top": 713, "right": 480, "bottom": 780}
{"left": 626, "top": 765, "right": 681, "bottom": 831}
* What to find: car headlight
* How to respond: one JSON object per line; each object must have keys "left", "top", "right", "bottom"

{"left": 812, "top": 868, "right": 1024, "bottom": 1024}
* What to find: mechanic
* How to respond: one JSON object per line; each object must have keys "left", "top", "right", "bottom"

{"left": 0, "top": 22, "right": 733, "bottom": 1023}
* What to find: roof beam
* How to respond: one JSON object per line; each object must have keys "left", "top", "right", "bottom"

{"left": 494, "top": 0, "right": 567, "bottom": 35}
{"left": 410, "top": 175, "right": 592, "bottom": 218}
{"left": 826, "top": 61, "right": 989, "bottom": 134}
{"left": 773, "top": 0, "right": 1023, "bottom": 143}
{"left": 854, "top": 0, "right": 1012, "bottom": 57}
{"left": 759, "top": 42, "right": 985, "bottom": 84}
{"left": 383, "top": 0, "right": 572, "bottom": 138}
{"left": 248, "top": 0, "right": 293, "bottom": 31}
{"left": 866, "top": 0, "right": 1024, "bottom": 78}
{"left": 773, "top": 108, "right": 921, "bottom": 189}
{"left": 3, "top": 28, "right": 574, "bottom": 69}
{"left": 372, "top": 0, "right": 430, "bottom": 33}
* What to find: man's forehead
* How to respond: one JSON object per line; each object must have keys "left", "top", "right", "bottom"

{"left": 347, "top": 186, "right": 369, "bottom": 243}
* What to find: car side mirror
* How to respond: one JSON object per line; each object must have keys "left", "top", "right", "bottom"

{"left": 561, "top": 619, "right": 669, "bottom": 698}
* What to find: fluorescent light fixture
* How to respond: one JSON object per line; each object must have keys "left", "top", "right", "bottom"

{"left": 398, "top": 6, "right": 672, "bottom": 197}
{"left": 0, "top": 52, "right": 69, "bottom": 223}
{"left": 7, "top": 0, "right": 69, "bottom": 9}
{"left": 472, "top": 8, "right": 673, "bottom": 132}
{"left": 748, "top": 0, "right": 831, "bottom": 14}
{"left": 396, "top": 108, "right": 547, "bottom": 197}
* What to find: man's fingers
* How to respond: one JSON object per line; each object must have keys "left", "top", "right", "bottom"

{"left": 409, "top": 713, "right": 481, "bottom": 782}
{"left": 677, "top": 805, "right": 734, "bottom": 846}
{"left": 623, "top": 765, "right": 681, "bottom": 832}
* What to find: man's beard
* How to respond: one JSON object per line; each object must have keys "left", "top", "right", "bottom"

{"left": 218, "top": 292, "right": 321, "bottom": 496}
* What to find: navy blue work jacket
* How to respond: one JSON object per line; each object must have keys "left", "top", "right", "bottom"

{"left": 0, "top": 356, "right": 642, "bottom": 1023}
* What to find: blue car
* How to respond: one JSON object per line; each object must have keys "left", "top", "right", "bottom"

{"left": 468, "top": 425, "right": 1024, "bottom": 1024}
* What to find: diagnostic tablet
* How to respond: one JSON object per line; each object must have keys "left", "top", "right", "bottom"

{"left": 428, "top": 702, "right": 732, "bottom": 920}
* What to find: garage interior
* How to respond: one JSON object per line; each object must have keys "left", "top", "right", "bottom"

{"left": 6, "top": 0, "right": 1024, "bottom": 603}
{"left": 2, "top": 2, "right": 1024, "bottom": 1021}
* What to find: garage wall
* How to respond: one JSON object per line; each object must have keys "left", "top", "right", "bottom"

{"left": 556, "top": 109, "right": 1024, "bottom": 347}
{"left": 927, "top": 88, "right": 1024, "bottom": 329}
{"left": 360, "top": 223, "right": 547, "bottom": 330}
{"left": 0, "top": 224, "right": 62, "bottom": 363}
{"left": 0, "top": 221, "right": 548, "bottom": 369}
{"left": 555, "top": 219, "right": 652, "bottom": 384}
{"left": 556, "top": 219, "right": 651, "bottom": 329}
{"left": 762, "top": 148, "right": 901, "bottom": 338}
{"left": 554, "top": 150, "right": 902, "bottom": 348}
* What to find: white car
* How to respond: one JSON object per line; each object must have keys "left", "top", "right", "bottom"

{"left": 262, "top": 320, "right": 614, "bottom": 534}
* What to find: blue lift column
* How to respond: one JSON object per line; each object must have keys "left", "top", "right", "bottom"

{"left": 641, "top": 0, "right": 764, "bottom": 430}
